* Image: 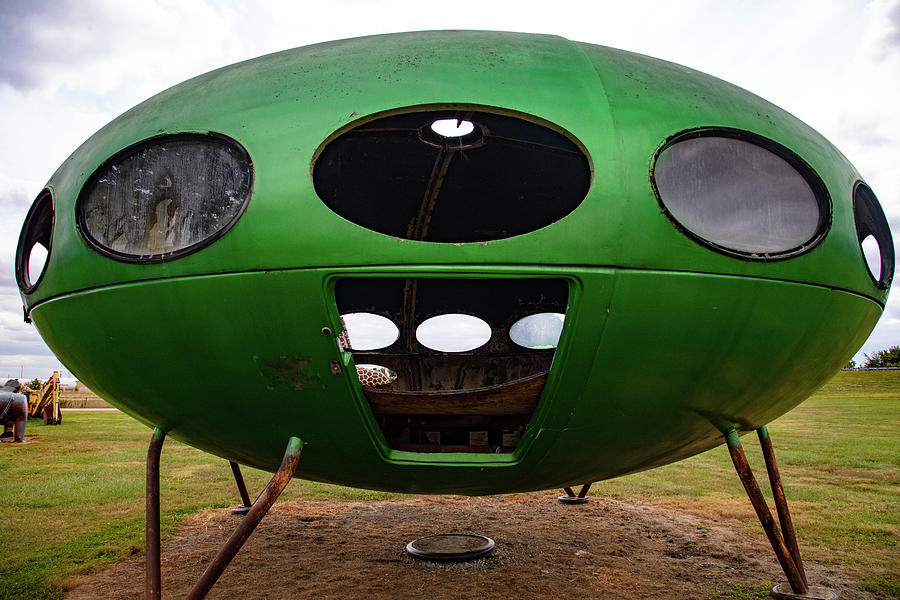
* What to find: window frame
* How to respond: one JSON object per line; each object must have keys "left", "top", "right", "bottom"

{"left": 75, "top": 132, "right": 254, "bottom": 264}
{"left": 15, "top": 189, "right": 55, "bottom": 293}
{"left": 650, "top": 127, "right": 832, "bottom": 261}
{"left": 310, "top": 104, "right": 593, "bottom": 243}
{"left": 852, "top": 181, "right": 894, "bottom": 289}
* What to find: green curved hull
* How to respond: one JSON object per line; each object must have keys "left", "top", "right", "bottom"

{"left": 20, "top": 32, "right": 887, "bottom": 494}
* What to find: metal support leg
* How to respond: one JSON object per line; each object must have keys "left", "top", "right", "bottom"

{"left": 146, "top": 427, "right": 166, "bottom": 600}
{"left": 186, "top": 437, "right": 303, "bottom": 600}
{"left": 229, "top": 461, "right": 253, "bottom": 515}
{"left": 558, "top": 482, "right": 592, "bottom": 504}
{"left": 724, "top": 429, "right": 810, "bottom": 596}
{"left": 758, "top": 426, "right": 808, "bottom": 587}
{"left": 146, "top": 434, "right": 302, "bottom": 600}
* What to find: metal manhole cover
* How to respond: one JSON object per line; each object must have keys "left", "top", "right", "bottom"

{"left": 557, "top": 495, "right": 590, "bottom": 504}
{"left": 406, "top": 533, "right": 495, "bottom": 561}
{"left": 771, "top": 584, "right": 838, "bottom": 600}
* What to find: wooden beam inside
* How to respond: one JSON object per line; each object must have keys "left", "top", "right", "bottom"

{"left": 364, "top": 371, "right": 547, "bottom": 416}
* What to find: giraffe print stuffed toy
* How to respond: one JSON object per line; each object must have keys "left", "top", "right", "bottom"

{"left": 356, "top": 366, "right": 396, "bottom": 387}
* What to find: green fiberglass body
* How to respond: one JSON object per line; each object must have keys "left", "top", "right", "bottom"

{"left": 16, "top": 31, "right": 893, "bottom": 495}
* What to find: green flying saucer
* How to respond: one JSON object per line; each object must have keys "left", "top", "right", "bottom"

{"left": 16, "top": 31, "right": 892, "bottom": 494}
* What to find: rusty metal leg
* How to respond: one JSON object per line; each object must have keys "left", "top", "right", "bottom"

{"left": 758, "top": 426, "right": 808, "bottom": 587}
{"left": 186, "top": 437, "right": 303, "bottom": 600}
{"left": 229, "top": 461, "right": 253, "bottom": 515}
{"left": 724, "top": 429, "right": 808, "bottom": 595}
{"left": 577, "top": 483, "right": 592, "bottom": 498}
{"left": 146, "top": 427, "right": 166, "bottom": 600}
{"left": 562, "top": 486, "right": 576, "bottom": 497}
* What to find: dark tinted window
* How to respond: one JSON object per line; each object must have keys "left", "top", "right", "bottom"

{"left": 654, "top": 131, "right": 828, "bottom": 257}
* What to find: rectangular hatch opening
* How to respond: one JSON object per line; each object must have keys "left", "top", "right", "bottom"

{"left": 335, "top": 277, "right": 567, "bottom": 454}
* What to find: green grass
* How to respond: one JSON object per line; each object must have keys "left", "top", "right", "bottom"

{"left": 598, "top": 370, "right": 900, "bottom": 598}
{"left": 708, "top": 581, "right": 772, "bottom": 599}
{"left": 0, "top": 414, "right": 394, "bottom": 600}
{"left": 0, "top": 371, "right": 897, "bottom": 599}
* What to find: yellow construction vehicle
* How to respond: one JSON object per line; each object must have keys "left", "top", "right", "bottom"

{"left": 26, "top": 371, "right": 61, "bottom": 425}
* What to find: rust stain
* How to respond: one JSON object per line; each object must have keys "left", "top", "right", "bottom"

{"left": 258, "top": 356, "right": 317, "bottom": 391}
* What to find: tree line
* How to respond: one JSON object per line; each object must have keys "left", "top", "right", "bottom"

{"left": 846, "top": 345, "right": 900, "bottom": 369}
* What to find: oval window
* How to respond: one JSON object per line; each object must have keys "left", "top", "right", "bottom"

{"left": 853, "top": 182, "right": 894, "bottom": 288}
{"left": 509, "top": 313, "right": 565, "bottom": 349}
{"left": 77, "top": 133, "right": 252, "bottom": 262}
{"left": 313, "top": 107, "right": 591, "bottom": 242}
{"left": 416, "top": 314, "right": 492, "bottom": 352}
{"left": 861, "top": 235, "right": 881, "bottom": 282}
{"left": 653, "top": 130, "right": 828, "bottom": 257}
{"left": 340, "top": 313, "right": 400, "bottom": 350}
{"left": 15, "top": 190, "right": 54, "bottom": 293}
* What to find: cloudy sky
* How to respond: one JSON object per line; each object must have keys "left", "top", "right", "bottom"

{"left": 1, "top": 0, "right": 898, "bottom": 379}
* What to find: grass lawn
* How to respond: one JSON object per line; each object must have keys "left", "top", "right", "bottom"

{"left": 598, "top": 370, "right": 899, "bottom": 598}
{"left": 0, "top": 370, "right": 897, "bottom": 599}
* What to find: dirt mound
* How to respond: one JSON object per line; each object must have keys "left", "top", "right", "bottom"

{"left": 65, "top": 495, "right": 872, "bottom": 599}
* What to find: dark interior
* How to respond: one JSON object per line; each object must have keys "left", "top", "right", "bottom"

{"left": 335, "top": 278, "right": 568, "bottom": 453}
{"left": 16, "top": 190, "right": 53, "bottom": 292}
{"left": 313, "top": 108, "right": 591, "bottom": 242}
{"left": 854, "top": 182, "right": 894, "bottom": 288}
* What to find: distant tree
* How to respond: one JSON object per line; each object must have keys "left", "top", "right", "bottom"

{"left": 862, "top": 346, "right": 900, "bottom": 368}
{"left": 845, "top": 359, "right": 856, "bottom": 370}
{"left": 27, "top": 378, "right": 42, "bottom": 390}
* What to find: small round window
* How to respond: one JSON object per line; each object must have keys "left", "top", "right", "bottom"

{"left": 509, "top": 313, "right": 565, "bottom": 349}
{"left": 416, "top": 314, "right": 492, "bottom": 352}
{"left": 15, "top": 190, "right": 54, "bottom": 293}
{"left": 430, "top": 119, "right": 476, "bottom": 138}
{"left": 77, "top": 133, "right": 253, "bottom": 262}
{"left": 340, "top": 313, "right": 400, "bottom": 350}
{"left": 853, "top": 182, "right": 894, "bottom": 288}
{"left": 653, "top": 129, "right": 829, "bottom": 258}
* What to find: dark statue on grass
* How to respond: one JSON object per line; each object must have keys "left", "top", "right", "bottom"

{"left": 0, "top": 379, "right": 28, "bottom": 443}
